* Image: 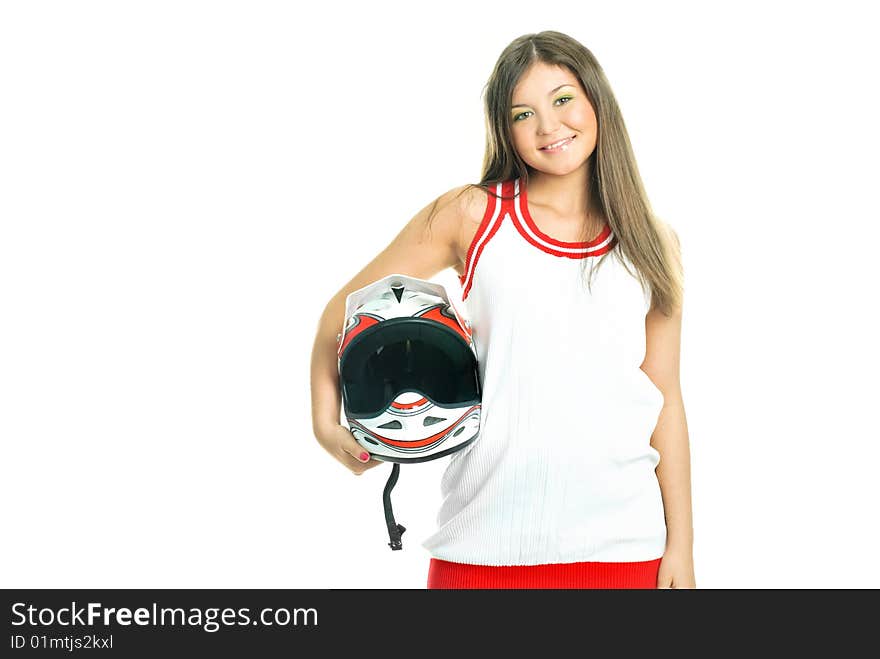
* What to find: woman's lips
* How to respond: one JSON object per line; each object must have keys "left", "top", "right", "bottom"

{"left": 539, "top": 135, "right": 575, "bottom": 152}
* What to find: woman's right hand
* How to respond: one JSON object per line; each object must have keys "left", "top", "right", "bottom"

{"left": 314, "top": 423, "right": 384, "bottom": 475}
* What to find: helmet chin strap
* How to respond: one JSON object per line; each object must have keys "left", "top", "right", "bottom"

{"left": 382, "top": 462, "right": 406, "bottom": 550}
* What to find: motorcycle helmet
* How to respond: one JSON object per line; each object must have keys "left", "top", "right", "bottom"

{"left": 337, "top": 273, "right": 482, "bottom": 549}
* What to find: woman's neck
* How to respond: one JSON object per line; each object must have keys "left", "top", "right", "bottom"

{"left": 526, "top": 164, "right": 603, "bottom": 227}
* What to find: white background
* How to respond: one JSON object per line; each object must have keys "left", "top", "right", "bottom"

{"left": 2, "top": 0, "right": 878, "bottom": 589}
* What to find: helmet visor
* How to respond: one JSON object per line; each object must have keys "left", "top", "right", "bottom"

{"left": 339, "top": 318, "right": 481, "bottom": 419}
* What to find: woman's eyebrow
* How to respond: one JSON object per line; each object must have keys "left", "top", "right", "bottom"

{"left": 512, "top": 84, "right": 575, "bottom": 109}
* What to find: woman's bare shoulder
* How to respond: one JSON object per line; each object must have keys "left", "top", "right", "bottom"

{"left": 449, "top": 183, "right": 490, "bottom": 224}
{"left": 442, "top": 184, "right": 490, "bottom": 275}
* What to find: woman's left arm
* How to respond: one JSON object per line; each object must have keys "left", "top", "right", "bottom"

{"left": 641, "top": 233, "right": 696, "bottom": 588}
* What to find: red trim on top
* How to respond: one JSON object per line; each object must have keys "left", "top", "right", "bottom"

{"left": 460, "top": 181, "right": 507, "bottom": 301}
{"left": 513, "top": 177, "right": 615, "bottom": 259}
{"left": 460, "top": 184, "right": 499, "bottom": 284}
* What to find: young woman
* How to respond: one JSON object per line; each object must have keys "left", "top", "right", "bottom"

{"left": 311, "top": 30, "right": 695, "bottom": 589}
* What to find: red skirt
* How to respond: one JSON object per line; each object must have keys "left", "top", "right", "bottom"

{"left": 427, "top": 556, "right": 662, "bottom": 589}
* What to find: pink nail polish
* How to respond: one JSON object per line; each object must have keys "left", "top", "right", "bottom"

{"left": 359, "top": 452, "right": 369, "bottom": 461}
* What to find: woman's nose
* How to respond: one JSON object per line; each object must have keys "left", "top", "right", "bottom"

{"left": 538, "top": 120, "right": 562, "bottom": 135}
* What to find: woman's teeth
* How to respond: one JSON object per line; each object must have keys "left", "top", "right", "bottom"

{"left": 541, "top": 136, "right": 575, "bottom": 151}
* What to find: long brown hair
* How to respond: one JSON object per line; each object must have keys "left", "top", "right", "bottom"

{"left": 428, "top": 30, "right": 683, "bottom": 316}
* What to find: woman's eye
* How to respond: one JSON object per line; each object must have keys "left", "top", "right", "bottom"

{"left": 512, "top": 97, "right": 573, "bottom": 122}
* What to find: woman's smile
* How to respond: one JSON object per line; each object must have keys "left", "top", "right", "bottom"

{"left": 539, "top": 135, "right": 576, "bottom": 153}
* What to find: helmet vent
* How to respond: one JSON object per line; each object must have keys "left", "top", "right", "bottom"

{"left": 378, "top": 420, "right": 403, "bottom": 429}
{"left": 423, "top": 416, "right": 445, "bottom": 426}
{"left": 391, "top": 282, "right": 405, "bottom": 303}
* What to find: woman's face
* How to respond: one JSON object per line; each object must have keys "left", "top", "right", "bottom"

{"left": 509, "top": 61, "right": 597, "bottom": 176}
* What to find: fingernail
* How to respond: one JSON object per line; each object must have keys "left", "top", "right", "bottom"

{"left": 359, "top": 452, "right": 369, "bottom": 462}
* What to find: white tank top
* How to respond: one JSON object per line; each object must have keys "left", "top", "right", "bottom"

{"left": 421, "top": 177, "right": 667, "bottom": 565}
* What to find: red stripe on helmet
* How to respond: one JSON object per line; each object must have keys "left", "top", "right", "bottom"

{"left": 350, "top": 405, "right": 481, "bottom": 449}
{"left": 338, "top": 314, "right": 380, "bottom": 357}
{"left": 391, "top": 397, "right": 428, "bottom": 410}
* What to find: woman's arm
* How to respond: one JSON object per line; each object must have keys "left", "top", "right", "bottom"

{"left": 641, "top": 229, "right": 695, "bottom": 587}
{"left": 642, "top": 303, "right": 693, "bottom": 554}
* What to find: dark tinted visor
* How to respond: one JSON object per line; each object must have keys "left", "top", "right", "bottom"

{"left": 339, "top": 318, "right": 481, "bottom": 419}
